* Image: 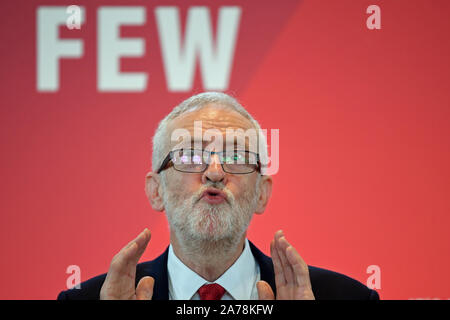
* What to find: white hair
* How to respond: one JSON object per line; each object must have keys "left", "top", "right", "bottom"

{"left": 151, "top": 92, "right": 269, "bottom": 174}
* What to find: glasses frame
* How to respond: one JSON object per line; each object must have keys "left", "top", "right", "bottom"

{"left": 156, "top": 149, "right": 261, "bottom": 174}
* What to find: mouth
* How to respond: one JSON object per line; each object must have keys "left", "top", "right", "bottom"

{"left": 200, "top": 187, "right": 228, "bottom": 205}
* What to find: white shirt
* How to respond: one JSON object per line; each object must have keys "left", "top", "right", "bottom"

{"left": 167, "top": 239, "right": 260, "bottom": 300}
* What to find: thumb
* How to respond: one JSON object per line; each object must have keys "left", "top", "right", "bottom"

{"left": 256, "top": 280, "right": 275, "bottom": 300}
{"left": 136, "top": 276, "right": 155, "bottom": 300}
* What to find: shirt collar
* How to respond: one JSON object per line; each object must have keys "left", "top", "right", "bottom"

{"left": 167, "top": 239, "right": 258, "bottom": 300}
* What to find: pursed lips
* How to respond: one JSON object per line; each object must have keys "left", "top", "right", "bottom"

{"left": 200, "top": 187, "right": 228, "bottom": 205}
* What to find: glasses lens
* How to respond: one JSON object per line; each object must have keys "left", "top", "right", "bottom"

{"left": 222, "top": 150, "right": 258, "bottom": 173}
{"left": 171, "top": 149, "right": 258, "bottom": 174}
{"left": 172, "top": 149, "right": 206, "bottom": 172}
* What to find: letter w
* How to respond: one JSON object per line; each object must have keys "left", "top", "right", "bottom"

{"left": 156, "top": 6, "right": 241, "bottom": 92}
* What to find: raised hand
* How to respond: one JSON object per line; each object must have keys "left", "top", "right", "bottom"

{"left": 257, "top": 230, "right": 315, "bottom": 300}
{"left": 100, "top": 228, "right": 154, "bottom": 300}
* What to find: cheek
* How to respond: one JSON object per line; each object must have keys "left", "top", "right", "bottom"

{"left": 167, "top": 172, "right": 202, "bottom": 195}
{"left": 227, "top": 177, "right": 257, "bottom": 200}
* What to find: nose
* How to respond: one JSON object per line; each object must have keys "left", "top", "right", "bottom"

{"left": 202, "top": 153, "right": 227, "bottom": 184}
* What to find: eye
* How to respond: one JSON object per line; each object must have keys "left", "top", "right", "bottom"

{"left": 222, "top": 151, "right": 243, "bottom": 163}
{"left": 180, "top": 155, "right": 190, "bottom": 164}
{"left": 192, "top": 154, "right": 202, "bottom": 164}
{"left": 179, "top": 150, "right": 203, "bottom": 164}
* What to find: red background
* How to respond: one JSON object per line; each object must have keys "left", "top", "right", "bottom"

{"left": 0, "top": 0, "right": 449, "bottom": 299}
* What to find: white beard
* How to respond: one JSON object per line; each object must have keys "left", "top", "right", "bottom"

{"left": 161, "top": 177, "right": 260, "bottom": 262}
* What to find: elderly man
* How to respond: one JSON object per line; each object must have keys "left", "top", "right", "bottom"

{"left": 57, "top": 92, "right": 379, "bottom": 300}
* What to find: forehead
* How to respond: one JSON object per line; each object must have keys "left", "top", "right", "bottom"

{"left": 167, "top": 104, "right": 255, "bottom": 136}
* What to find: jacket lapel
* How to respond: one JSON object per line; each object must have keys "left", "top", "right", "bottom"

{"left": 248, "top": 241, "right": 277, "bottom": 297}
{"left": 136, "top": 246, "right": 170, "bottom": 300}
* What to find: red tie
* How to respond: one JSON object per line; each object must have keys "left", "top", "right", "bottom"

{"left": 198, "top": 283, "right": 226, "bottom": 300}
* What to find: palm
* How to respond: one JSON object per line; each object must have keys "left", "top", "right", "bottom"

{"left": 100, "top": 229, "right": 155, "bottom": 300}
{"left": 257, "top": 230, "right": 315, "bottom": 300}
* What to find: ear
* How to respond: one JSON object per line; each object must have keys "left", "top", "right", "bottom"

{"left": 145, "top": 172, "right": 165, "bottom": 212}
{"left": 255, "top": 175, "right": 273, "bottom": 214}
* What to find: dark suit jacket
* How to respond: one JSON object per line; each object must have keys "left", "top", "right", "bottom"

{"left": 57, "top": 241, "right": 379, "bottom": 300}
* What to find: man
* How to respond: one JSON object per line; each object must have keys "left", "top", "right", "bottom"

{"left": 57, "top": 92, "right": 379, "bottom": 300}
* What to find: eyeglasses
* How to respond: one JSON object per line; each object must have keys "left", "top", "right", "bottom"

{"left": 156, "top": 149, "right": 261, "bottom": 174}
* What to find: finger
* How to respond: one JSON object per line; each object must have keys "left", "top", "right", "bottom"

{"left": 121, "top": 228, "right": 151, "bottom": 265}
{"left": 132, "top": 229, "right": 151, "bottom": 264}
{"left": 286, "top": 245, "right": 311, "bottom": 289}
{"left": 270, "top": 238, "right": 285, "bottom": 288}
{"left": 108, "top": 229, "right": 151, "bottom": 276}
{"left": 121, "top": 228, "right": 151, "bottom": 256}
{"left": 256, "top": 280, "right": 275, "bottom": 300}
{"left": 275, "top": 232, "right": 295, "bottom": 285}
{"left": 136, "top": 276, "right": 155, "bottom": 300}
